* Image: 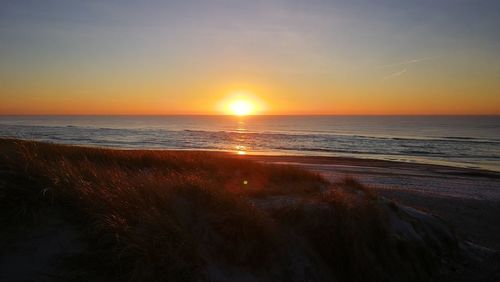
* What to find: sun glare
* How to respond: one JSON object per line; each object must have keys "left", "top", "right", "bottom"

{"left": 229, "top": 100, "right": 254, "bottom": 116}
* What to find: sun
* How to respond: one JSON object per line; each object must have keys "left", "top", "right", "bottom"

{"left": 229, "top": 100, "right": 254, "bottom": 116}
{"left": 218, "top": 91, "right": 265, "bottom": 115}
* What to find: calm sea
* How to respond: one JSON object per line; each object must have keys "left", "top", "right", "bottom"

{"left": 1, "top": 115, "right": 499, "bottom": 172}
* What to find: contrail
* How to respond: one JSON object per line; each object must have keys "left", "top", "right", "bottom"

{"left": 380, "top": 56, "right": 440, "bottom": 81}
{"left": 383, "top": 68, "right": 407, "bottom": 80}
{"left": 383, "top": 56, "right": 438, "bottom": 68}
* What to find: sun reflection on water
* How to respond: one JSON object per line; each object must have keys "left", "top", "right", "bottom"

{"left": 235, "top": 118, "right": 249, "bottom": 155}
{"left": 236, "top": 120, "right": 246, "bottom": 132}
{"left": 235, "top": 145, "right": 247, "bottom": 155}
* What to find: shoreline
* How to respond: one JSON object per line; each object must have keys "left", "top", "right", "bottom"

{"left": 2, "top": 137, "right": 500, "bottom": 174}
{"left": 244, "top": 154, "right": 500, "bottom": 178}
{"left": 2, "top": 137, "right": 499, "bottom": 178}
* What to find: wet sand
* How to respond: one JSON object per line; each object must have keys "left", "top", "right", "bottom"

{"left": 247, "top": 155, "right": 500, "bottom": 251}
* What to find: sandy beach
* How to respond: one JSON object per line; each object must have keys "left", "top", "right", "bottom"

{"left": 248, "top": 155, "right": 500, "bottom": 251}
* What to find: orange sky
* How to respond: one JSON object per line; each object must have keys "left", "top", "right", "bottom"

{"left": 1, "top": 1, "right": 500, "bottom": 115}
{"left": 2, "top": 75, "right": 499, "bottom": 115}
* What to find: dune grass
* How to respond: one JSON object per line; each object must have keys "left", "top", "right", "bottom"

{"left": 0, "top": 139, "right": 450, "bottom": 281}
{"left": 0, "top": 139, "right": 325, "bottom": 280}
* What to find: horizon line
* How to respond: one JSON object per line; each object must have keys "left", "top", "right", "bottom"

{"left": 1, "top": 113, "right": 499, "bottom": 117}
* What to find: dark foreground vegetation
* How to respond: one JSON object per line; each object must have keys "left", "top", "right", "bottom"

{"left": 0, "top": 139, "right": 482, "bottom": 281}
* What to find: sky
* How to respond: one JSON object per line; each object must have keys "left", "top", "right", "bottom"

{"left": 1, "top": 0, "right": 500, "bottom": 115}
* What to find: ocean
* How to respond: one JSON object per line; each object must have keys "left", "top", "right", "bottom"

{"left": 1, "top": 115, "right": 499, "bottom": 172}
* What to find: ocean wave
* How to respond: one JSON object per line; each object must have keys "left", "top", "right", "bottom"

{"left": 3, "top": 123, "right": 499, "bottom": 144}
{"left": 400, "top": 150, "right": 443, "bottom": 156}
{"left": 2, "top": 116, "right": 499, "bottom": 172}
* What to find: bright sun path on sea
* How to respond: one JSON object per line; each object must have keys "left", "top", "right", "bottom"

{"left": 229, "top": 100, "right": 254, "bottom": 116}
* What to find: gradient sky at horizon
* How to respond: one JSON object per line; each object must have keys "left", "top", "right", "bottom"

{"left": 1, "top": 0, "right": 500, "bottom": 115}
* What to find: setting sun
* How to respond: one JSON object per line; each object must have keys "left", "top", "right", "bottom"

{"left": 228, "top": 100, "right": 254, "bottom": 116}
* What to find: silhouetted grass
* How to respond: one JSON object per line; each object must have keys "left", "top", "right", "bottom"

{"left": 1, "top": 139, "right": 326, "bottom": 280}
{"left": 0, "top": 139, "right": 453, "bottom": 281}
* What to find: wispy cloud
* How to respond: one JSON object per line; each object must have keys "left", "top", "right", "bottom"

{"left": 383, "top": 56, "right": 438, "bottom": 68}
{"left": 383, "top": 68, "right": 407, "bottom": 81}
{"left": 380, "top": 56, "right": 439, "bottom": 81}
